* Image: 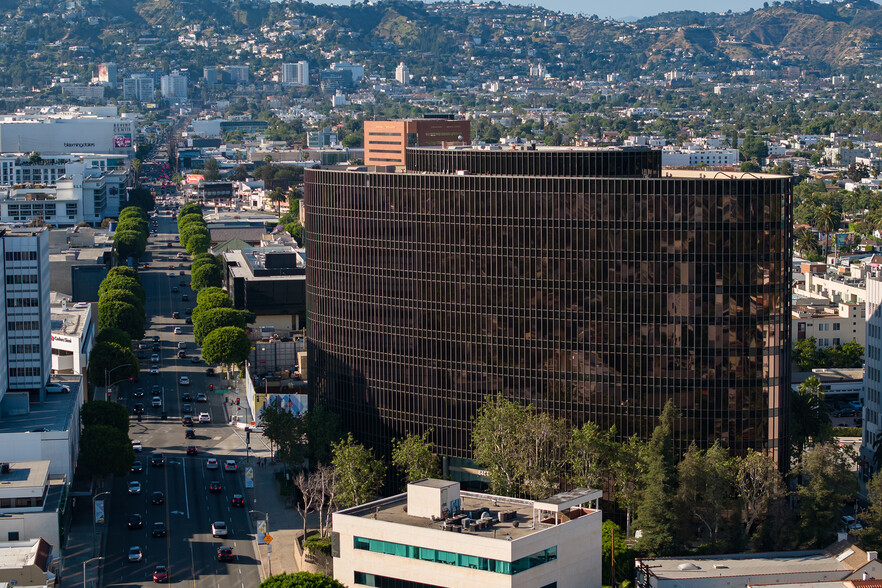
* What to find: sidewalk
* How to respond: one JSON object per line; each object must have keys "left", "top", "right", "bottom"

{"left": 60, "top": 477, "right": 107, "bottom": 587}
{"left": 221, "top": 390, "right": 318, "bottom": 581}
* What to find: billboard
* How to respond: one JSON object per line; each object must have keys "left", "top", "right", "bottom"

{"left": 113, "top": 133, "right": 132, "bottom": 148}
{"left": 186, "top": 174, "right": 205, "bottom": 184}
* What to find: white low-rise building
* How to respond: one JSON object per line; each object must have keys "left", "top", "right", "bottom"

{"left": 662, "top": 147, "right": 739, "bottom": 167}
{"left": 0, "top": 153, "right": 128, "bottom": 187}
{"left": 49, "top": 295, "right": 93, "bottom": 375}
{"left": 333, "top": 479, "right": 602, "bottom": 588}
{"left": 0, "top": 462, "right": 65, "bottom": 551}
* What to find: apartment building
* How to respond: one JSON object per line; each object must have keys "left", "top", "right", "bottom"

{"left": 793, "top": 299, "right": 865, "bottom": 348}
{"left": 363, "top": 117, "right": 471, "bottom": 167}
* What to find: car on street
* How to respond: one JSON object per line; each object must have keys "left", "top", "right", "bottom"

{"left": 133, "top": 388, "right": 144, "bottom": 398}
{"left": 179, "top": 376, "right": 190, "bottom": 385}
{"left": 152, "top": 336, "right": 160, "bottom": 342}
{"left": 152, "top": 521, "right": 167, "bottom": 537}
{"left": 223, "top": 460, "right": 237, "bottom": 472}
{"left": 190, "top": 355, "right": 201, "bottom": 363}
{"left": 196, "top": 392, "right": 207, "bottom": 402}
{"left": 173, "top": 327, "right": 182, "bottom": 334}
{"left": 177, "top": 350, "right": 186, "bottom": 359}
{"left": 150, "top": 365, "right": 159, "bottom": 375}
{"left": 151, "top": 452, "right": 165, "bottom": 467}
{"left": 167, "top": 265, "right": 174, "bottom": 270}
{"left": 128, "top": 481, "right": 141, "bottom": 495}
{"left": 131, "top": 460, "right": 143, "bottom": 473}
{"left": 211, "top": 521, "right": 228, "bottom": 537}
{"left": 152, "top": 384, "right": 160, "bottom": 393}
{"left": 172, "top": 311, "right": 180, "bottom": 319}
{"left": 231, "top": 494, "right": 245, "bottom": 507}
{"left": 152, "top": 396, "right": 162, "bottom": 407}
{"left": 185, "top": 316, "right": 192, "bottom": 324}
{"left": 199, "top": 412, "right": 211, "bottom": 423}
{"left": 151, "top": 353, "right": 160, "bottom": 362}
{"left": 182, "top": 392, "right": 192, "bottom": 402}
{"left": 182, "top": 403, "right": 193, "bottom": 414}
{"left": 186, "top": 445, "right": 198, "bottom": 456}
{"left": 184, "top": 307, "right": 192, "bottom": 315}
{"left": 182, "top": 415, "right": 194, "bottom": 427}
{"left": 132, "top": 440, "right": 142, "bottom": 452}
{"left": 182, "top": 294, "right": 189, "bottom": 301}
{"left": 44, "top": 382, "right": 71, "bottom": 394}
{"left": 133, "top": 403, "right": 145, "bottom": 414}
{"left": 151, "top": 491, "right": 164, "bottom": 505}
{"left": 128, "top": 514, "right": 143, "bottom": 529}
{"left": 177, "top": 342, "right": 186, "bottom": 349}
{"left": 205, "top": 368, "right": 215, "bottom": 376}
{"left": 152, "top": 341, "right": 160, "bottom": 350}
{"left": 206, "top": 458, "right": 219, "bottom": 469}
{"left": 152, "top": 564, "right": 169, "bottom": 582}
{"left": 209, "top": 481, "right": 222, "bottom": 494}
{"left": 217, "top": 546, "right": 234, "bottom": 562}
{"left": 172, "top": 286, "right": 179, "bottom": 293}
{"left": 185, "top": 428, "right": 196, "bottom": 439}
{"left": 128, "top": 546, "right": 143, "bottom": 562}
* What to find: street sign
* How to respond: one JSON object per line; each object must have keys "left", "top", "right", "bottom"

{"left": 264, "top": 533, "right": 273, "bottom": 544}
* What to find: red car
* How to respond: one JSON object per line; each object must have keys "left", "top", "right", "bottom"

{"left": 217, "top": 546, "right": 233, "bottom": 562}
{"left": 152, "top": 565, "right": 169, "bottom": 583}
{"left": 209, "top": 481, "right": 222, "bottom": 493}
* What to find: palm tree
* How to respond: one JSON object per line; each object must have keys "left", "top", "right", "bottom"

{"left": 795, "top": 227, "right": 821, "bottom": 258}
{"left": 791, "top": 376, "right": 831, "bottom": 461}
{"left": 814, "top": 204, "right": 842, "bottom": 259}
{"left": 269, "top": 188, "right": 286, "bottom": 216}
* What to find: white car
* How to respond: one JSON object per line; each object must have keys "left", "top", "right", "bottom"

{"left": 179, "top": 376, "right": 190, "bottom": 385}
{"left": 199, "top": 412, "right": 211, "bottom": 423}
{"left": 151, "top": 353, "right": 160, "bottom": 362}
{"left": 131, "top": 440, "right": 142, "bottom": 452}
{"left": 206, "top": 458, "right": 219, "bottom": 470}
{"left": 211, "top": 521, "right": 228, "bottom": 537}
{"left": 45, "top": 382, "right": 71, "bottom": 394}
{"left": 150, "top": 366, "right": 159, "bottom": 375}
{"left": 151, "top": 396, "right": 162, "bottom": 407}
{"left": 223, "top": 460, "right": 237, "bottom": 472}
{"left": 174, "top": 327, "right": 182, "bottom": 334}
{"left": 127, "top": 481, "right": 141, "bottom": 495}
{"left": 177, "top": 342, "right": 187, "bottom": 350}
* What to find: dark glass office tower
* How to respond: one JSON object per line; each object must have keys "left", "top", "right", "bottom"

{"left": 305, "top": 146, "right": 792, "bottom": 470}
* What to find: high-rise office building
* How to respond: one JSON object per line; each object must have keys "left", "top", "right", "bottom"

{"left": 98, "top": 62, "right": 117, "bottom": 86}
{"left": 160, "top": 73, "right": 188, "bottom": 100}
{"left": 122, "top": 75, "right": 154, "bottom": 102}
{"left": 281, "top": 61, "right": 309, "bottom": 86}
{"left": 0, "top": 227, "right": 50, "bottom": 401}
{"left": 203, "top": 67, "right": 218, "bottom": 86}
{"left": 363, "top": 118, "right": 471, "bottom": 167}
{"left": 306, "top": 144, "right": 792, "bottom": 472}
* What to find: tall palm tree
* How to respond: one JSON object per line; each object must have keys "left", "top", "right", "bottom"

{"left": 795, "top": 227, "right": 820, "bottom": 258}
{"left": 814, "top": 204, "right": 842, "bottom": 259}
{"left": 791, "top": 376, "right": 831, "bottom": 461}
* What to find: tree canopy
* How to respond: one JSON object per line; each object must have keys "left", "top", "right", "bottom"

{"left": 193, "top": 307, "right": 247, "bottom": 346}
{"left": 98, "top": 300, "right": 145, "bottom": 341}
{"left": 94, "top": 326, "right": 132, "bottom": 350}
{"left": 259, "top": 572, "right": 344, "bottom": 588}
{"left": 87, "top": 341, "right": 139, "bottom": 388}
{"left": 81, "top": 400, "right": 129, "bottom": 434}
{"left": 80, "top": 424, "right": 134, "bottom": 478}
{"left": 98, "top": 275, "right": 145, "bottom": 305}
{"left": 201, "top": 326, "right": 252, "bottom": 365}
{"left": 391, "top": 430, "right": 440, "bottom": 485}
{"left": 332, "top": 434, "right": 386, "bottom": 508}
{"left": 191, "top": 261, "right": 224, "bottom": 291}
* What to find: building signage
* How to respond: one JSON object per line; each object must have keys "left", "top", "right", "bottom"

{"left": 51, "top": 335, "right": 72, "bottom": 344}
{"left": 64, "top": 142, "right": 96, "bottom": 148}
{"left": 113, "top": 134, "right": 132, "bottom": 148}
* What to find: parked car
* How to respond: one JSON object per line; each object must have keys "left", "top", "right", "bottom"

{"left": 44, "top": 382, "right": 70, "bottom": 394}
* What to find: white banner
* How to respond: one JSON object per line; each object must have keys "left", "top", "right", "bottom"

{"left": 95, "top": 500, "right": 105, "bottom": 524}
{"left": 245, "top": 467, "right": 254, "bottom": 489}
{"left": 257, "top": 519, "right": 267, "bottom": 545}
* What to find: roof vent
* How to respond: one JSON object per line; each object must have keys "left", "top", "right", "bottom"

{"left": 677, "top": 563, "right": 700, "bottom": 571}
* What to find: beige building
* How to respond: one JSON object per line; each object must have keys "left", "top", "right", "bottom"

{"left": 363, "top": 119, "right": 471, "bottom": 167}
{"left": 793, "top": 300, "right": 865, "bottom": 349}
{"left": 0, "top": 461, "right": 66, "bottom": 550}
{"left": 0, "top": 538, "right": 57, "bottom": 587}
{"left": 333, "top": 479, "right": 602, "bottom": 588}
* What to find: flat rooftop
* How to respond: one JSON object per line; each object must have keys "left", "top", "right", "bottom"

{"left": 343, "top": 487, "right": 600, "bottom": 541}
{"left": 50, "top": 294, "right": 91, "bottom": 339}
{"left": 0, "top": 379, "right": 80, "bottom": 434}
{"left": 0, "top": 461, "right": 49, "bottom": 491}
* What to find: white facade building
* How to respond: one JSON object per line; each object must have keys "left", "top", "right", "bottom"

{"left": 661, "top": 147, "right": 739, "bottom": 167}
{"left": 333, "top": 479, "right": 602, "bottom": 588}
{"left": 61, "top": 85, "right": 105, "bottom": 100}
{"left": 863, "top": 276, "right": 882, "bottom": 476}
{"left": 331, "top": 61, "right": 365, "bottom": 84}
{"left": 122, "top": 75, "right": 154, "bottom": 102}
{"left": 0, "top": 462, "right": 64, "bottom": 550}
{"left": 0, "top": 228, "right": 50, "bottom": 399}
{"left": 49, "top": 295, "right": 93, "bottom": 375}
{"left": 0, "top": 115, "right": 135, "bottom": 156}
{"left": 0, "top": 153, "right": 128, "bottom": 187}
{"left": 160, "top": 73, "right": 188, "bottom": 100}
{"left": 395, "top": 62, "right": 410, "bottom": 85}
{"left": 793, "top": 301, "right": 866, "bottom": 349}
{"left": 281, "top": 61, "right": 309, "bottom": 86}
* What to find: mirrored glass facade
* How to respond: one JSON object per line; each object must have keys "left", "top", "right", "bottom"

{"left": 306, "top": 147, "right": 792, "bottom": 469}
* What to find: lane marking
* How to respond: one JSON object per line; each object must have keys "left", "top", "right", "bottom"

{"left": 182, "top": 456, "right": 190, "bottom": 519}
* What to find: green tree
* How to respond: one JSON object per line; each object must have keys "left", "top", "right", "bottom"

{"left": 740, "top": 161, "right": 761, "bottom": 173}
{"left": 106, "top": 266, "right": 141, "bottom": 283}
{"left": 793, "top": 337, "right": 822, "bottom": 371}
{"left": 186, "top": 232, "right": 211, "bottom": 255}
{"left": 332, "top": 433, "right": 386, "bottom": 508}
{"left": 179, "top": 224, "right": 208, "bottom": 251}
{"left": 114, "top": 229, "right": 147, "bottom": 260}
{"left": 193, "top": 307, "right": 247, "bottom": 345}
{"left": 814, "top": 204, "right": 842, "bottom": 257}
{"left": 191, "top": 261, "right": 224, "bottom": 291}
{"left": 94, "top": 326, "right": 132, "bottom": 350}
{"left": 740, "top": 133, "right": 768, "bottom": 162}
{"left": 258, "top": 572, "right": 344, "bottom": 588}
{"left": 98, "top": 275, "right": 145, "bottom": 306}
{"left": 119, "top": 206, "right": 147, "bottom": 222}
{"left": 568, "top": 421, "right": 617, "bottom": 489}
{"left": 676, "top": 441, "right": 734, "bottom": 545}
{"left": 81, "top": 400, "right": 129, "bottom": 434}
{"left": 391, "top": 430, "right": 440, "bottom": 484}
{"left": 791, "top": 376, "right": 832, "bottom": 459}
{"left": 98, "top": 300, "right": 145, "bottom": 341}
{"left": 80, "top": 424, "right": 134, "bottom": 477}
{"left": 196, "top": 287, "right": 227, "bottom": 305}
{"left": 179, "top": 203, "right": 201, "bottom": 218}
{"left": 87, "top": 341, "right": 139, "bottom": 388}
{"left": 201, "top": 326, "right": 252, "bottom": 365}
{"left": 269, "top": 188, "right": 287, "bottom": 215}
{"left": 305, "top": 404, "right": 343, "bottom": 465}
{"left": 472, "top": 393, "right": 532, "bottom": 496}
{"left": 635, "top": 400, "right": 680, "bottom": 556}
{"left": 612, "top": 434, "right": 644, "bottom": 537}
{"left": 840, "top": 340, "right": 865, "bottom": 367}
{"left": 795, "top": 227, "right": 821, "bottom": 258}
{"left": 259, "top": 402, "right": 306, "bottom": 468}
{"left": 99, "top": 288, "right": 145, "bottom": 316}
{"left": 204, "top": 157, "right": 220, "bottom": 181}
{"left": 858, "top": 472, "right": 882, "bottom": 550}
{"left": 736, "top": 449, "right": 785, "bottom": 538}
{"left": 602, "top": 520, "right": 631, "bottom": 587}
{"left": 797, "top": 442, "right": 858, "bottom": 547}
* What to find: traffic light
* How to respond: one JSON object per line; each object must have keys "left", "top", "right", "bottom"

{"left": 236, "top": 398, "right": 240, "bottom": 406}
{"left": 106, "top": 392, "right": 111, "bottom": 400}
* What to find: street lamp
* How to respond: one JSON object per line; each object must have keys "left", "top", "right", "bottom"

{"left": 92, "top": 491, "right": 110, "bottom": 554}
{"left": 104, "top": 363, "right": 132, "bottom": 399}
{"left": 249, "top": 509, "right": 271, "bottom": 576}
{"left": 82, "top": 556, "right": 103, "bottom": 588}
